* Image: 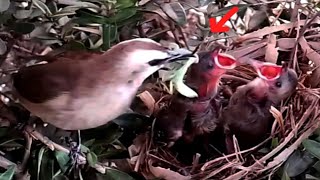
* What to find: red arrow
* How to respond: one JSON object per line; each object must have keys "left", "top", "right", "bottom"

{"left": 209, "top": 7, "right": 239, "bottom": 33}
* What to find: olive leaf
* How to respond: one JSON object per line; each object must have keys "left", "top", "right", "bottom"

{"left": 116, "top": 0, "right": 138, "bottom": 9}
{"left": 283, "top": 150, "right": 316, "bottom": 177}
{"left": 0, "top": 0, "right": 10, "bottom": 13}
{"left": 303, "top": 139, "right": 320, "bottom": 160}
{"left": 96, "top": 168, "right": 135, "bottom": 180}
{"left": 54, "top": 151, "right": 71, "bottom": 173}
{"left": 102, "top": 24, "right": 118, "bottom": 50}
{"left": 161, "top": 2, "right": 187, "bottom": 25}
{"left": 87, "top": 151, "right": 98, "bottom": 167}
{"left": 0, "top": 165, "right": 15, "bottom": 180}
{"left": 0, "top": 38, "right": 7, "bottom": 56}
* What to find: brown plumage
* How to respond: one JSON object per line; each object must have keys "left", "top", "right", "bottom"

{"left": 12, "top": 38, "right": 194, "bottom": 130}
{"left": 154, "top": 50, "right": 234, "bottom": 147}
{"left": 221, "top": 66, "right": 298, "bottom": 153}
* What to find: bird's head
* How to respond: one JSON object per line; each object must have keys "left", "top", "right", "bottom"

{"left": 104, "top": 38, "right": 195, "bottom": 84}
{"left": 245, "top": 61, "right": 298, "bottom": 104}
{"left": 186, "top": 49, "right": 237, "bottom": 98}
{"left": 265, "top": 64, "right": 298, "bottom": 103}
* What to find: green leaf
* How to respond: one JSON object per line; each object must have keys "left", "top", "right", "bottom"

{"left": 37, "top": 147, "right": 47, "bottom": 180}
{"left": 312, "top": 161, "right": 320, "bottom": 173}
{"left": 54, "top": 151, "right": 70, "bottom": 173}
{"left": 0, "top": 38, "right": 7, "bottom": 55}
{"left": 96, "top": 169, "right": 135, "bottom": 180}
{"left": 271, "top": 137, "right": 279, "bottom": 149}
{"left": 98, "top": 147, "right": 127, "bottom": 159}
{"left": 0, "top": 0, "right": 10, "bottom": 13}
{"left": 81, "top": 122, "right": 123, "bottom": 144}
{"left": 303, "top": 139, "right": 320, "bottom": 160}
{"left": 83, "top": 139, "right": 96, "bottom": 147}
{"left": 0, "top": 128, "right": 8, "bottom": 137}
{"left": 75, "top": 7, "right": 137, "bottom": 25}
{"left": 0, "top": 138, "right": 24, "bottom": 148}
{"left": 112, "top": 113, "right": 151, "bottom": 129}
{"left": 9, "top": 22, "right": 35, "bottom": 34}
{"left": 13, "top": 9, "right": 33, "bottom": 19}
{"left": 284, "top": 150, "right": 315, "bottom": 177}
{"left": 39, "top": 149, "right": 54, "bottom": 180}
{"left": 161, "top": 2, "right": 187, "bottom": 25}
{"left": 102, "top": 24, "right": 117, "bottom": 50}
{"left": 0, "top": 11, "right": 12, "bottom": 24}
{"left": 65, "top": 40, "right": 87, "bottom": 50}
{"left": 53, "top": 175, "right": 69, "bottom": 180}
{"left": 80, "top": 144, "right": 90, "bottom": 153}
{"left": 79, "top": 170, "right": 84, "bottom": 180}
{"left": 87, "top": 151, "right": 98, "bottom": 167}
{"left": 116, "top": 0, "right": 137, "bottom": 9}
{"left": 281, "top": 171, "right": 290, "bottom": 180}
{"left": 314, "top": 128, "right": 320, "bottom": 137}
{"left": 247, "top": 10, "right": 267, "bottom": 31}
{"left": 0, "top": 165, "right": 15, "bottom": 180}
{"left": 108, "top": 7, "right": 137, "bottom": 23}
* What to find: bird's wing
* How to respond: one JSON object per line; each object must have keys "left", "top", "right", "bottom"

{"left": 12, "top": 60, "right": 84, "bottom": 104}
{"left": 154, "top": 96, "right": 192, "bottom": 142}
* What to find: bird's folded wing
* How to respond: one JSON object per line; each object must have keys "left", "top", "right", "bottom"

{"left": 12, "top": 60, "right": 83, "bottom": 104}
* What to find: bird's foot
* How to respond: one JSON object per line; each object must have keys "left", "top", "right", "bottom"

{"left": 14, "top": 122, "right": 27, "bottom": 131}
{"left": 69, "top": 141, "right": 81, "bottom": 165}
{"left": 65, "top": 130, "right": 82, "bottom": 175}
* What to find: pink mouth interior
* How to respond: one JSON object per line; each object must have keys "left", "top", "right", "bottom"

{"left": 259, "top": 65, "right": 282, "bottom": 80}
{"left": 217, "top": 54, "right": 237, "bottom": 67}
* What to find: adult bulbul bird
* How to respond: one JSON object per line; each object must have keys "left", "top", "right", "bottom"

{"left": 12, "top": 38, "right": 195, "bottom": 130}
{"left": 221, "top": 63, "right": 298, "bottom": 153}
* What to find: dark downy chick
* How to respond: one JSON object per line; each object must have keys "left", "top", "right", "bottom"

{"left": 154, "top": 50, "right": 236, "bottom": 147}
{"left": 221, "top": 65, "right": 298, "bottom": 153}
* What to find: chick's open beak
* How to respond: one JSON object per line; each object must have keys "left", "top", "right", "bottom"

{"left": 148, "top": 48, "right": 195, "bottom": 66}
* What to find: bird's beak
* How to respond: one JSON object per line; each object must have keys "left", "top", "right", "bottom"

{"left": 148, "top": 48, "right": 195, "bottom": 66}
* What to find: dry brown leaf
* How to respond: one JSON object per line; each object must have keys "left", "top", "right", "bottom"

{"left": 308, "top": 41, "right": 320, "bottom": 51}
{"left": 148, "top": 160, "right": 191, "bottom": 180}
{"left": 128, "top": 134, "right": 147, "bottom": 158}
{"left": 277, "top": 38, "right": 296, "bottom": 50}
{"left": 265, "top": 34, "right": 278, "bottom": 63}
{"left": 228, "top": 41, "right": 267, "bottom": 59}
{"left": 161, "top": 2, "right": 187, "bottom": 25}
{"left": 270, "top": 106, "right": 284, "bottom": 135}
{"left": 247, "top": 10, "right": 268, "bottom": 31}
{"left": 236, "top": 20, "right": 310, "bottom": 42}
{"left": 245, "top": 46, "right": 267, "bottom": 59}
{"left": 136, "top": 91, "right": 156, "bottom": 115}
{"left": 299, "top": 36, "right": 320, "bottom": 87}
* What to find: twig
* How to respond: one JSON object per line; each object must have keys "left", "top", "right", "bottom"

{"left": 23, "top": 125, "right": 107, "bottom": 174}
{"left": 201, "top": 162, "right": 242, "bottom": 180}
{"left": 201, "top": 138, "right": 270, "bottom": 171}
{"left": 190, "top": 153, "right": 200, "bottom": 173}
{"left": 0, "top": 155, "right": 22, "bottom": 174}
{"left": 21, "top": 132, "right": 32, "bottom": 172}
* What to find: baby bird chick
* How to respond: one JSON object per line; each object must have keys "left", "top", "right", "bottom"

{"left": 154, "top": 50, "right": 236, "bottom": 147}
{"left": 221, "top": 64, "right": 298, "bottom": 153}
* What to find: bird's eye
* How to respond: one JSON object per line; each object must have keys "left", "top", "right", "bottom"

{"left": 275, "top": 82, "right": 282, "bottom": 87}
{"left": 207, "top": 61, "right": 214, "bottom": 69}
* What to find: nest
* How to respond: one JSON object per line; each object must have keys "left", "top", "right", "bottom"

{"left": 0, "top": 1, "right": 320, "bottom": 179}
{"left": 128, "top": 33, "right": 320, "bottom": 180}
